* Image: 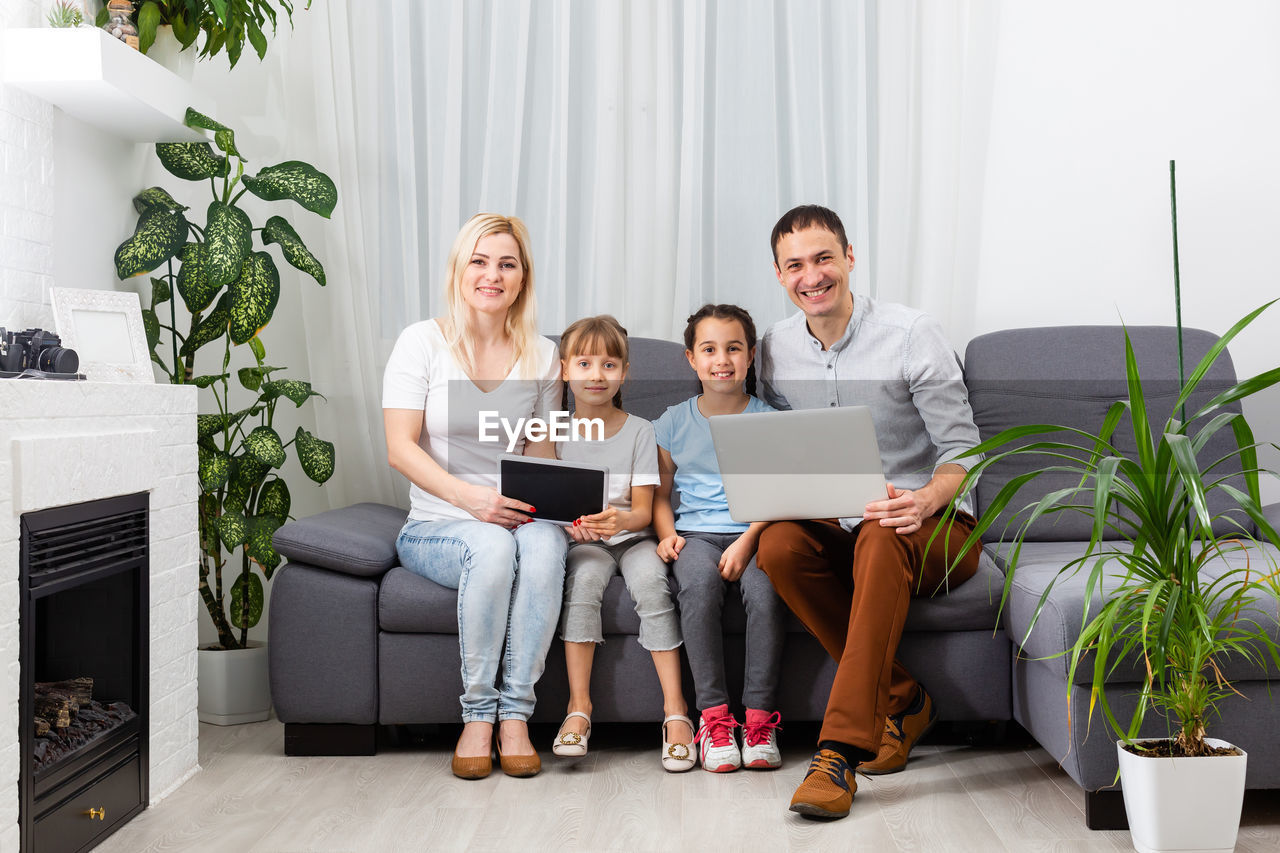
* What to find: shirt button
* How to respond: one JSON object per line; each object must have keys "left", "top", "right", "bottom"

{"left": 829, "top": 401, "right": 836, "bottom": 407}
{"left": 827, "top": 364, "right": 834, "bottom": 370}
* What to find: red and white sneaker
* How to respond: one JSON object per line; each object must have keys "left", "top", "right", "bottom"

{"left": 695, "top": 704, "right": 741, "bottom": 772}
{"left": 741, "top": 709, "right": 782, "bottom": 769}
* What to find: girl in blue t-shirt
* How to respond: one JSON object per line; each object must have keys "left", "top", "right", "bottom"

{"left": 653, "top": 303, "right": 786, "bottom": 773}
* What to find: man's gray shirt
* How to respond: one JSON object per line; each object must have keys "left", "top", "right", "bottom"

{"left": 757, "top": 294, "right": 980, "bottom": 526}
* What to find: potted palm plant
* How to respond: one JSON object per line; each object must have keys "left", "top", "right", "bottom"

{"left": 942, "top": 163, "right": 1280, "bottom": 853}
{"left": 113, "top": 107, "right": 337, "bottom": 724}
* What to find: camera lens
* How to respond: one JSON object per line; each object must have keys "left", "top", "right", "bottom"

{"left": 37, "top": 346, "right": 78, "bottom": 374}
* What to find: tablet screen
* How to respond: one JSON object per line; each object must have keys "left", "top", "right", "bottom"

{"left": 498, "top": 456, "right": 608, "bottom": 525}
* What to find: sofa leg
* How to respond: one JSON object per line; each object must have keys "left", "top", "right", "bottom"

{"left": 1084, "top": 789, "right": 1128, "bottom": 830}
{"left": 284, "top": 723, "right": 378, "bottom": 756}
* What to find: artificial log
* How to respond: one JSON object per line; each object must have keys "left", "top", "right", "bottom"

{"left": 33, "top": 695, "right": 71, "bottom": 729}
{"left": 34, "top": 718, "right": 50, "bottom": 737}
{"left": 38, "top": 677, "right": 93, "bottom": 705}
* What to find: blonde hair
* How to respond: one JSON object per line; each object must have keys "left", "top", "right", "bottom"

{"left": 441, "top": 213, "right": 541, "bottom": 379}
{"left": 559, "top": 315, "right": 630, "bottom": 411}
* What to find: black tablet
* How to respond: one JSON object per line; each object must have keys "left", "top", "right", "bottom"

{"left": 497, "top": 454, "right": 609, "bottom": 525}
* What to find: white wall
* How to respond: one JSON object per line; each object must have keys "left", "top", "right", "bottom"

{"left": 974, "top": 1, "right": 1280, "bottom": 501}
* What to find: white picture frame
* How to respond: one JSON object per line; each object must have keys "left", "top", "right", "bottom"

{"left": 50, "top": 287, "right": 154, "bottom": 383}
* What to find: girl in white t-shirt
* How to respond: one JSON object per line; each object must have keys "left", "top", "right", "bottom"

{"left": 383, "top": 214, "right": 567, "bottom": 781}
{"left": 551, "top": 315, "right": 695, "bottom": 772}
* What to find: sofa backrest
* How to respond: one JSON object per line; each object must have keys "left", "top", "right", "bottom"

{"left": 548, "top": 334, "right": 694, "bottom": 421}
{"left": 963, "top": 325, "right": 1246, "bottom": 542}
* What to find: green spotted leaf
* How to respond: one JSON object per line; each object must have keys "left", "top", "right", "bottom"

{"left": 114, "top": 209, "right": 189, "bottom": 279}
{"left": 256, "top": 479, "right": 290, "bottom": 524}
{"left": 141, "top": 309, "right": 160, "bottom": 351}
{"left": 179, "top": 293, "right": 231, "bottom": 358}
{"left": 262, "top": 216, "right": 325, "bottom": 286}
{"left": 150, "top": 276, "right": 171, "bottom": 307}
{"left": 229, "top": 571, "right": 264, "bottom": 629}
{"left": 191, "top": 373, "right": 229, "bottom": 389}
{"left": 262, "top": 379, "right": 323, "bottom": 407}
{"left": 198, "top": 492, "right": 220, "bottom": 554}
{"left": 226, "top": 454, "right": 269, "bottom": 513}
{"left": 238, "top": 365, "right": 282, "bottom": 392}
{"left": 245, "top": 515, "right": 283, "bottom": 577}
{"left": 198, "top": 445, "right": 231, "bottom": 491}
{"left": 295, "top": 427, "right": 335, "bottom": 484}
{"left": 244, "top": 425, "right": 285, "bottom": 468}
{"left": 197, "top": 413, "right": 228, "bottom": 441}
{"left": 156, "top": 142, "right": 230, "bottom": 181}
{"left": 183, "top": 108, "right": 242, "bottom": 159}
{"left": 217, "top": 509, "right": 248, "bottom": 549}
{"left": 205, "top": 201, "right": 253, "bottom": 288}
{"left": 242, "top": 161, "right": 337, "bottom": 218}
{"left": 228, "top": 252, "right": 281, "bottom": 344}
{"left": 133, "top": 186, "right": 188, "bottom": 215}
{"left": 176, "top": 242, "right": 220, "bottom": 314}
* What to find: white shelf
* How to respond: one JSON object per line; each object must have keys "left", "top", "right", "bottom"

{"left": 1, "top": 28, "right": 212, "bottom": 142}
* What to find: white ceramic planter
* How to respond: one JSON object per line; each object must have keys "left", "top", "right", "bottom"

{"left": 146, "top": 25, "right": 196, "bottom": 80}
{"left": 1117, "top": 737, "right": 1247, "bottom": 853}
{"left": 198, "top": 641, "right": 271, "bottom": 725}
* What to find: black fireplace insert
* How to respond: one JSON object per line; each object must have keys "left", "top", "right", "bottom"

{"left": 19, "top": 492, "right": 150, "bottom": 852}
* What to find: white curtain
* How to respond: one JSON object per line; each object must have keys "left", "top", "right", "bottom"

{"left": 286, "top": 0, "right": 998, "bottom": 510}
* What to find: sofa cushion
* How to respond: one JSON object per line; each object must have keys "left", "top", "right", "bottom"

{"left": 379, "top": 564, "right": 649, "bottom": 635}
{"left": 991, "top": 539, "right": 1280, "bottom": 684}
{"left": 964, "top": 326, "right": 1246, "bottom": 543}
{"left": 274, "top": 502, "right": 407, "bottom": 577}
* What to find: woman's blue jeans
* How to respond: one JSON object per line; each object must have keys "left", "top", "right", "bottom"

{"left": 396, "top": 518, "right": 568, "bottom": 723}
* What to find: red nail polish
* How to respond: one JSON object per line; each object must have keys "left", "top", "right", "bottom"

{"left": 529, "top": 506, "right": 536, "bottom": 512}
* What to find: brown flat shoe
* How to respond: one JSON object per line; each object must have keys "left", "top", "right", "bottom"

{"left": 496, "top": 738, "right": 541, "bottom": 777}
{"left": 451, "top": 748, "right": 492, "bottom": 780}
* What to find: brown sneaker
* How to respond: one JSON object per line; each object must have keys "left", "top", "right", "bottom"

{"left": 789, "top": 749, "right": 857, "bottom": 819}
{"left": 860, "top": 684, "right": 938, "bottom": 775}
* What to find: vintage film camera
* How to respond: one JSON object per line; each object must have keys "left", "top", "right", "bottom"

{"left": 0, "top": 328, "right": 80, "bottom": 377}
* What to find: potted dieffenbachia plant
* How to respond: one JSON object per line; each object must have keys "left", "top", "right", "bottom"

{"left": 113, "top": 108, "right": 337, "bottom": 722}
{"left": 939, "top": 163, "right": 1280, "bottom": 852}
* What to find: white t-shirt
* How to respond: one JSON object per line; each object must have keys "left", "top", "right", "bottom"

{"left": 556, "top": 413, "right": 660, "bottom": 545}
{"left": 383, "top": 319, "right": 561, "bottom": 522}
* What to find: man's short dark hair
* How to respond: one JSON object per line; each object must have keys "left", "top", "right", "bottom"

{"left": 770, "top": 204, "right": 849, "bottom": 263}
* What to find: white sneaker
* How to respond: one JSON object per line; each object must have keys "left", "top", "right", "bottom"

{"left": 695, "top": 704, "right": 741, "bottom": 773}
{"left": 741, "top": 709, "right": 782, "bottom": 769}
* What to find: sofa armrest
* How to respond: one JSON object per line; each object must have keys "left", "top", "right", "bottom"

{"left": 272, "top": 502, "right": 407, "bottom": 578}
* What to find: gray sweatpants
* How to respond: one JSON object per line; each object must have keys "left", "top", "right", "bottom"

{"left": 559, "top": 535, "right": 682, "bottom": 651}
{"left": 672, "top": 531, "right": 786, "bottom": 712}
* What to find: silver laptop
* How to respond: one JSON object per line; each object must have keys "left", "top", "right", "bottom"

{"left": 708, "top": 406, "right": 887, "bottom": 522}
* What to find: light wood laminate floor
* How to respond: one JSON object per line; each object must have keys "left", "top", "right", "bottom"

{"left": 97, "top": 718, "right": 1280, "bottom": 852}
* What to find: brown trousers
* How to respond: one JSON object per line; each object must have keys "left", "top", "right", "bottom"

{"left": 756, "top": 512, "right": 979, "bottom": 753}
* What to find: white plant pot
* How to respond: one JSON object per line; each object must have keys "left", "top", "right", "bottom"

{"left": 198, "top": 641, "right": 271, "bottom": 725}
{"left": 146, "top": 25, "right": 196, "bottom": 81}
{"left": 1116, "top": 737, "right": 1247, "bottom": 853}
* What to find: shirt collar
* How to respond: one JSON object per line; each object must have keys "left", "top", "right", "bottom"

{"left": 804, "top": 294, "right": 865, "bottom": 353}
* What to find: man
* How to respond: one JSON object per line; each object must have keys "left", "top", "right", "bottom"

{"left": 755, "top": 204, "right": 982, "bottom": 819}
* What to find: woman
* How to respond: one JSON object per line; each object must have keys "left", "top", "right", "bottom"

{"left": 383, "top": 213, "right": 567, "bottom": 780}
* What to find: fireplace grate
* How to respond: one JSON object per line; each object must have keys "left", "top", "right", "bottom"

{"left": 23, "top": 506, "right": 148, "bottom": 583}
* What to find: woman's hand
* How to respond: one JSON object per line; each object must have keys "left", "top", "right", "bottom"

{"left": 577, "top": 507, "right": 619, "bottom": 539}
{"left": 456, "top": 482, "right": 534, "bottom": 528}
{"left": 657, "top": 534, "right": 686, "bottom": 563}
{"left": 717, "top": 535, "right": 757, "bottom": 581}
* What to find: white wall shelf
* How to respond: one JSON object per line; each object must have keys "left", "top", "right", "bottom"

{"left": 1, "top": 27, "right": 211, "bottom": 143}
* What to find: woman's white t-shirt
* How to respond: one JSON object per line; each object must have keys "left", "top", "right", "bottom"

{"left": 382, "top": 319, "right": 561, "bottom": 522}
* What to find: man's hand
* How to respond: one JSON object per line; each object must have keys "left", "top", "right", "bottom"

{"left": 657, "top": 534, "right": 686, "bottom": 563}
{"left": 863, "top": 483, "right": 927, "bottom": 535}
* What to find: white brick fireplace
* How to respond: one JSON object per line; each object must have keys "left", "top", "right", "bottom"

{"left": 0, "top": 380, "right": 201, "bottom": 852}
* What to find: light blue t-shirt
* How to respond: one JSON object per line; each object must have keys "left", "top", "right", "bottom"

{"left": 653, "top": 395, "right": 775, "bottom": 533}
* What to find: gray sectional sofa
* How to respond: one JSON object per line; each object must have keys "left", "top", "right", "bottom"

{"left": 269, "top": 325, "right": 1279, "bottom": 829}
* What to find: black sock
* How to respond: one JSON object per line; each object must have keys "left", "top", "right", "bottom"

{"left": 818, "top": 740, "right": 875, "bottom": 766}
